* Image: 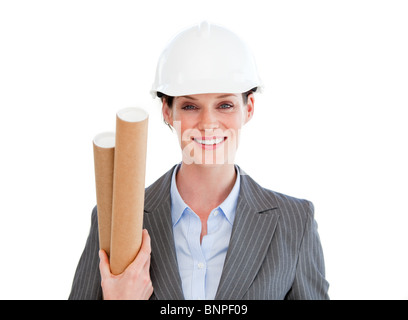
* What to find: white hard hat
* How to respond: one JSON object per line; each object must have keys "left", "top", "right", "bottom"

{"left": 151, "top": 21, "right": 263, "bottom": 98}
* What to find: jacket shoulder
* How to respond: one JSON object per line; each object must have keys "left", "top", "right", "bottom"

{"left": 267, "top": 188, "right": 314, "bottom": 216}
{"left": 239, "top": 170, "right": 314, "bottom": 218}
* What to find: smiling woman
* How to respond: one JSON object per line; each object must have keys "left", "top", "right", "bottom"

{"left": 162, "top": 92, "right": 254, "bottom": 166}
{"left": 69, "top": 21, "right": 329, "bottom": 300}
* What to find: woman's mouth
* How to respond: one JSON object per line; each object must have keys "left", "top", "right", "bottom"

{"left": 192, "top": 136, "right": 227, "bottom": 149}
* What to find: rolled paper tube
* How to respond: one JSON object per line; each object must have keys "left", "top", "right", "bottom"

{"left": 93, "top": 132, "right": 115, "bottom": 257}
{"left": 110, "top": 107, "right": 149, "bottom": 275}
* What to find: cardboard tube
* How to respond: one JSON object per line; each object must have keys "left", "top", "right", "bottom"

{"left": 110, "top": 107, "right": 149, "bottom": 275}
{"left": 93, "top": 132, "right": 115, "bottom": 257}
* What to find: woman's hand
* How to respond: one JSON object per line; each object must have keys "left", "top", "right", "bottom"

{"left": 99, "top": 229, "right": 153, "bottom": 300}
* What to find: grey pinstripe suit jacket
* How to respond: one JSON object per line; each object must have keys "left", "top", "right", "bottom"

{"left": 69, "top": 165, "right": 329, "bottom": 300}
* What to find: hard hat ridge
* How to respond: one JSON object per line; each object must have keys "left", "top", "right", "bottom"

{"left": 197, "top": 20, "right": 211, "bottom": 38}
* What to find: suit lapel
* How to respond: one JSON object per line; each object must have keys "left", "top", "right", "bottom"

{"left": 215, "top": 170, "right": 280, "bottom": 300}
{"left": 143, "top": 167, "right": 184, "bottom": 300}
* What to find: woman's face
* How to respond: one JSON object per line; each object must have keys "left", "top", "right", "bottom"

{"left": 162, "top": 92, "right": 254, "bottom": 166}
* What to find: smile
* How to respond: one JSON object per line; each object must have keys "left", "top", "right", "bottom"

{"left": 194, "top": 137, "right": 225, "bottom": 145}
{"left": 192, "top": 136, "right": 227, "bottom": 149}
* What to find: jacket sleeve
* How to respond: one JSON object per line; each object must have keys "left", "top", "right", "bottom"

{"left": 285, "top": 201, "right": 330, "bottom": 300}
{"left": 68, "top": 206, "right": 103, "bottom": 300}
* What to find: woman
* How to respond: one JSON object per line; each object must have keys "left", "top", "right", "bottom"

{"left": 69, "top": 21, "right": 329, "bottom": 300}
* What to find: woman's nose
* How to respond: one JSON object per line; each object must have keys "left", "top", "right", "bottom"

{"left": 198, "top": 108, "right": 219, "bottom": 131}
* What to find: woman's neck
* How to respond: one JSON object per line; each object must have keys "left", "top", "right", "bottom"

{"left": 175, "top": 162, "right": 237, "bottom": 217}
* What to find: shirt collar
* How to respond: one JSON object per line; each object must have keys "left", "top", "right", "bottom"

{"left": 170, "top": 164, "right": 189, "bottom": 226}
{"left": 170, "top": 163, "right": 240, "bottom": 227}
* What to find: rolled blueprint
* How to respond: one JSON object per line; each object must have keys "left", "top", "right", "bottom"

{"left": 110, "top": 107, "right": 149, "bottom": 275}
{"left": 93, "top": 132, "right": 115, "bottom": 257}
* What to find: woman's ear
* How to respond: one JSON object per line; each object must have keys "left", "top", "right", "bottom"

{"left": 162, "top": 98, "right": 173, "bottom": 126}
{"left": 244, "top": 93, "right": 255, "bottom": 124}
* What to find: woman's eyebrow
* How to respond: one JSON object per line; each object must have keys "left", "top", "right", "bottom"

{"left": 181, "top": 95, "right": 198, "bottom": 100}
{"left": 216, "top": 94, "right": 236, "bottom": 99}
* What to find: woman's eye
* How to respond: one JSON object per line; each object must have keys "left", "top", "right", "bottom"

{"left": 182, "top": 105, "right": 197, "bottom": 110}
{"left": 219, "top": 103, "right": 233, "bottom": 109}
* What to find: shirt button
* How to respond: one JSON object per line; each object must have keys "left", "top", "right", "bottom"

{"left": 197, "top": 262, "right": 205, "bottom": 269}
{"left": 214, "top": 209, "right": 219, "bottom": 216}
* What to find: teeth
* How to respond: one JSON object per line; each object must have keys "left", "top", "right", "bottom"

{"left": 194, "top": 137, "right": 224, "bottom": 145}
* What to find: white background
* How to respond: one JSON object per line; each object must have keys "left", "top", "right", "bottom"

{"left": 0, "top": 0, "right": 407, "bottom": 300}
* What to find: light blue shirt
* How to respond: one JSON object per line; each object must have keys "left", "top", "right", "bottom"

{"left": 170, "top": 164, "right": 240, "bottom": 300}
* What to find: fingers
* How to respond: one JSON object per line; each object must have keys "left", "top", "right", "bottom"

{"left": 98, "top": 230, "right": 153, "bottom": 300}
{"left": 99, "top": 229, "right": 151, "bottom": 277}
{"left": 128, "top": 229, "right": 152, "bottom": 272}
{"left": 98, "top": 249, "right": 111, "bottom": 279}
{"left": 140, "top": 229, "right": 152, "bottom": 256}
